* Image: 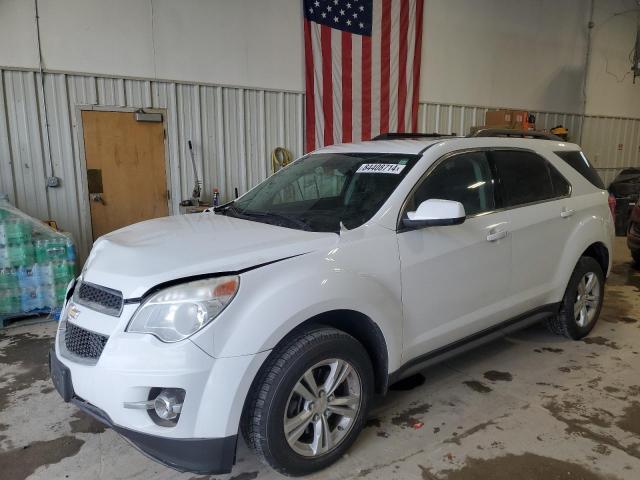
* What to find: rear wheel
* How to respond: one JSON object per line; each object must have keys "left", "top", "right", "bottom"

{"left": 546, "top": 256, "right": 605, "bottom": 339}
{"left": 242, "top": 327, "right": 373, "bottom": 476}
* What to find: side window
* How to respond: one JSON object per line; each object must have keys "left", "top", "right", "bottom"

{"left": 492, "top": 150, "right": 559, "bottom": 207}
{"left": 410, "top": 151, "right": 496, "bottom": 216}
{"left": 554, "top": 150, "right": 605, "bottom": 190}
{"left": 549, "top": 163, "right": 571, "bottom": 197}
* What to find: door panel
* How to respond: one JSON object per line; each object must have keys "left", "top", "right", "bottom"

{"left": 506, "top": 200, "right": 573, "bottom": 309}
{"left": 398, "top": 214, "right": 512, "bottom": 361}
{"left": 490, "top": 150, "right": 574, "bottom": 310}
{"left": 82, "top": 110, "right": 169, "bottom": 240}
{"left": 397, "top": 150, "right": 512, "bottom": 362}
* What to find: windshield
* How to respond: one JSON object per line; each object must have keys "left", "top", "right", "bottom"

{"left": 219, "top": 152, "right": 418, "bottom": 232}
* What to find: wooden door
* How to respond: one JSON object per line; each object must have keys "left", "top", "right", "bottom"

{"left": 81, "top": 110, "right": 169, "bottom": 240}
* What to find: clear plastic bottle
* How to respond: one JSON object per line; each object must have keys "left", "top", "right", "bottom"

{"left": 52, "top": 261, "right": 73, "bottom": 283}
{"left": 34, "top": 239, "right": 47, "bottom": 263}
{"left": 2, "top": 219, "right": 32, "bottom": 244}
{"left": 38, "top": 262, "right": 54, "bottom": 285}
{"left": 17, "top": 265, "right": 39, "bottom": 289}
{"left": 0, "top": 267, "right": 18, "bottom": 289}
{"left": 64, "top": 237, "right": 77, "bottom": 263}
{"left": 44, "top": 238, "right": 67, "bottom": 262}
{"left": 53, "top": 281, "right": 67, "bottom": 306}
{"left": 19, "top": 287, "right": 40, "bottom": 312}
{"left": 7, "top": 243, "right": 35, "bottom": 267}
{"left": 0, "top": 288, "right": 21, "bottom": 314}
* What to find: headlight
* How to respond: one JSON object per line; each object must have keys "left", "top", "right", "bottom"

{"left": 126, "top": 276, "right": 239, "bottom": 342}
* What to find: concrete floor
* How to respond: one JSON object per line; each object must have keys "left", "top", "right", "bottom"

{"left": 0, "top": 237, "right": 639, "bottom": 480}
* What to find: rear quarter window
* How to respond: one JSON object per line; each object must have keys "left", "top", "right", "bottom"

{"left": 491, "top": 150, "right": 559, "bottom": 207}
{"left": 554, "top": 151, "right": 605, "bottom": 190}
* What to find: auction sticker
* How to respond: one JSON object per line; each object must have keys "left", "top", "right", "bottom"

{"left": 356, "top": 163, "right": 406, "bottom": 174}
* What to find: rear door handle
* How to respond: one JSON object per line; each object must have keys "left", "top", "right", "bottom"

{"left": 487, "top": 230, "right": 508, "bottom": 242}
{"left": 561, "top": 208, "right": 575, "bottom": 218}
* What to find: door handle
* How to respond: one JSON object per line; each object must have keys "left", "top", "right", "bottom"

{"left": 90, "top": 193, "right": 106, "bottom": 205}
{"left": 560, "top": 208, "right": 575, "bottom": 218}
{"left": 487, "top": 230, "right": 508, "bottom": 242}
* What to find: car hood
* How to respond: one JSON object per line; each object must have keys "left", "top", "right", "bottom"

{"left": 82, "top": 213, "right": 338, "bottom": 298}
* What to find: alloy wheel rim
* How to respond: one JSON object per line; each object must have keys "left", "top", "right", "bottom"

{"left": 574, "top": 272, "right": 600, "bottom": 327}
{"left": 283, "top": 358, "right": 362, "bottom": 457}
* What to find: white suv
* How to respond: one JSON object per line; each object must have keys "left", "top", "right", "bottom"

{"left": 50, "top": 131, "right": 613, "bottom": 476}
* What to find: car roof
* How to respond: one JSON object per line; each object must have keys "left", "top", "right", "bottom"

{"left": 313, "top": 138, "right": 448, "bottom": 155}
{"left": 311, "top": 136, "right": 579, "bottom": 156}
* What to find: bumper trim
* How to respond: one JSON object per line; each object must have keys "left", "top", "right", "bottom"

{"left": 71, "top": 396, "right": 237, "bottom": 474}
{"left": 50, "top": 348, "right": 237, "bottom": 474}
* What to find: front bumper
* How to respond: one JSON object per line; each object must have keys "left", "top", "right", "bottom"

{"left": 50, "top": 348, "right": 237, "bottom": 474}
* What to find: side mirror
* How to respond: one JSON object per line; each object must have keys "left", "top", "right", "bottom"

{"left": 403, "top": 199, "right": 466, "bottom": 229}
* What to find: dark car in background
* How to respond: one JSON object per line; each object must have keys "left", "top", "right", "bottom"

{"left": 609, "top": 168, "right": 640, "bottom": 236}
{"left": 628, "top": 199, "right": 640, "bottom": 265}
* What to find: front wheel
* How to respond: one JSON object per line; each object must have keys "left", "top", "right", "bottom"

{"left": 546, "top": 256, "right": 605, "bottom": 339}
{"left": 242, "top": 327, "right": 373, "bottom": 476}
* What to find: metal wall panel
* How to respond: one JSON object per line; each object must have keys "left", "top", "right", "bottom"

{"left": 581, "top": 115, "right": 640, "bottom": 188}
{"left": 1, "top": 66, "right": 638, "bottom": 259}
{"left": 0, "top": 68, "right": 304, "bottom": 260}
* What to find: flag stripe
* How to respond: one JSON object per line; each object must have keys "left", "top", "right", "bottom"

{"left": 320, "top": 25, "right": 334, "bottom": 147}
{"left": 388, "top": 0, "right": 400, "bottom": 133}
{"left": 362, "top": 34, "right": 372, "bottom": 141}
{"left": 342, "top": 31, "right": 352, "bottom": 143}
{"left": 331, "top": 26, "right": 343, "bottom": 145}
{"left": 352, "top": 33, "right": 362, "bottom": 142}
{"left": 311, "top": 22, "right": 325, "bottom": 148}
{"left": 411, "top": 0, "right": 424, "bottom": 132}
{"left": 404, "top": 0, "right": 417, "bottom": 132}
{"left": 397, "top": 0, "right": 409, "bottom": 132}
{"left": 304, "top": 19, "right": 315, "bottom": 152}
{"left": 370, "top": 0, "right": 381, "bottom": 137}
{"left": 380, "top": 0, "right": 392, "bottom": 134}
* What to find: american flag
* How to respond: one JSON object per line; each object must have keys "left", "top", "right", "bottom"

{"left": 303, "top": 0, "right": 424, "bottom": 151}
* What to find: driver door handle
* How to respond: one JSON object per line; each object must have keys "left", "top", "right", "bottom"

{"left": 560, "top": 208, "right": 575, "bottom": 218}
{"left": 487, "top": 230, "right": 508, "bottom": 242}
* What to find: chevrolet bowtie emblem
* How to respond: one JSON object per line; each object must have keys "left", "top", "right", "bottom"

{"left": 68, "top": 304, "right": 81, "bottom": 320}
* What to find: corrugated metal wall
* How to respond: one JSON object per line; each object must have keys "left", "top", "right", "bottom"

{"left": 580, "top": 115, "right": 640, "bottom": 187}
{"left": 0, "top": 68, "right": 305, "bottom": 260}
{"left": 1, "top": 67, "right": 639, "bottom": 259}
{"left": 415, "top": 102, "right": 640, "bottom": 187}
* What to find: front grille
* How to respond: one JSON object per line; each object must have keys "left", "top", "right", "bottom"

{"left": 64, "top": 322, "right": 109, "bottom": 360}
{"left": 75, "top": 281, "right": 123, "bottom": 316}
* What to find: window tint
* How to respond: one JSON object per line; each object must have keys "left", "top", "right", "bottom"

{"left": 492, "top": 151, "right": 559, "bottom": 207}
{"left": 555, "top": 151, "right": 605, "bottom": 190}
{"left": 410, "top": 151, "right": 495, "bottom": 216}
{"left": 549, "top": 164, "right": 571, "bottom": 197}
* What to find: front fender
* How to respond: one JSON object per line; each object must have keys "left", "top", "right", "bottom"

{"left": 199, "top": 237, "right": 404, "bottom": 372}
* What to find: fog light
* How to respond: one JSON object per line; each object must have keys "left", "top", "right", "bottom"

{"left": 154, "top": 389, "right": 183, "bottom": 420}
{"left": 154, "top": 388, "right": 184, "bottom": 420}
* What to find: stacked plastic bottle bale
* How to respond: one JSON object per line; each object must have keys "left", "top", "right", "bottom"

{"left": 0, "top": 198, "right": 76, "bottom": 317}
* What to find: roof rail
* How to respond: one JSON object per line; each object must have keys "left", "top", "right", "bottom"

{"left": 372, "top": 132, "right": 457, "bottom": 141}
{"left": 467, "top": 128, "right": 563, "bottom": 141}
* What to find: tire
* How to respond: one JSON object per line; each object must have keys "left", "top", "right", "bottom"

{"left": 632, "top": 250, "right": 640, "bottom": 268}
{"left": 242, "top": 327, "right": 373, "bottom": 476}
{"left": 545, "top": 256, "right": 605, "bottom": 340}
